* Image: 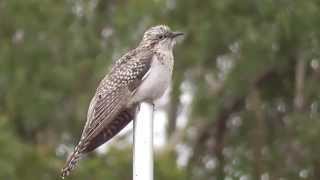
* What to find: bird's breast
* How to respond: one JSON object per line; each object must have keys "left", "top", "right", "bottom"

{"left": 131, "top": 52, "right": 174, "bottom": 103}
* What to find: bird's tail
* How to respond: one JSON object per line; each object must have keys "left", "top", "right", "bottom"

{"left": 61, "top": 144, "right": 83, "bottom": 179}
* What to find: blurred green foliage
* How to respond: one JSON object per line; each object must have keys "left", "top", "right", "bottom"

{"left": 1, "top": 0, "right": 320, "bottom": 179}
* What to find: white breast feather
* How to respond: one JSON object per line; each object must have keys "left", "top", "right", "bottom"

{"left": 131, "top": 51, "right": 173, "bottom": 103}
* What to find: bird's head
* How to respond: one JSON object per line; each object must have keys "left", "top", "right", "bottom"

{"left": 140, "top": 25, "right": 184, "bottom": 50}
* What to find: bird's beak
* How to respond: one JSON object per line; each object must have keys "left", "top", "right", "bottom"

{"left": 171, "top": 31, "right": 184, "bottom": 38}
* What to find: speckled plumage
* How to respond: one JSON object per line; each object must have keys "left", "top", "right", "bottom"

{"left": 61, "top": 25, "right": 183, "bottom": 178}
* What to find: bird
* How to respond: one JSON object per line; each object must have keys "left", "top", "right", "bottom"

{"left": 61, "top": 25, "right": 184, "bottom": 178}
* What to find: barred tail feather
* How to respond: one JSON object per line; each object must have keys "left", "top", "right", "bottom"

{"left": 61, "top": 145, "right": 83, "bottom": 179}
{"left": 60, "top": 105, "right": 138, "bottom": 178}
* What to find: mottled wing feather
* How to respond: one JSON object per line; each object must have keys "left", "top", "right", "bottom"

{"left": 79, "top": 49, "right": 153, "bottom": 149}
{"left": 61, "top": 49, "right": 153, "bottom": 178}
{"left": 83, "top": 105, "right": 138, "bottom": 152}
{"left": 80, "top": 88, "right": 130, "bottom": 147}
{"left": 61, "top": 88, "right": 130, "bottom": 178}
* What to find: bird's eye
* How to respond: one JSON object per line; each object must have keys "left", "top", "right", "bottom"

{"left": 158, "top": 35, "right": 164, "bottom": 40}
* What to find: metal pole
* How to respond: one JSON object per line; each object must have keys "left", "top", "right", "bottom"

{"left": 133, "top": 102, "right": 154, "bottom": 180}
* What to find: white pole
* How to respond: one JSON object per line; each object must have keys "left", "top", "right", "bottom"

{"left": 133, "top": 102, "right": 154, "bottom": 180}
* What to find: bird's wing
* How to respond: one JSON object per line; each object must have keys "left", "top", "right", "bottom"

{"left": 61, "top": 49, "right": 153, "bottom": 178}
{"left": 83, "top": 105, "right": 138, "bottom": 152}
{"left": 79, "top": 49, "right": 153, "bottom": 150}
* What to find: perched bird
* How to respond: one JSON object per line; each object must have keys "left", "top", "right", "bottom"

{"left": 61, "top": 25, "right": 183, "bottom": 178}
